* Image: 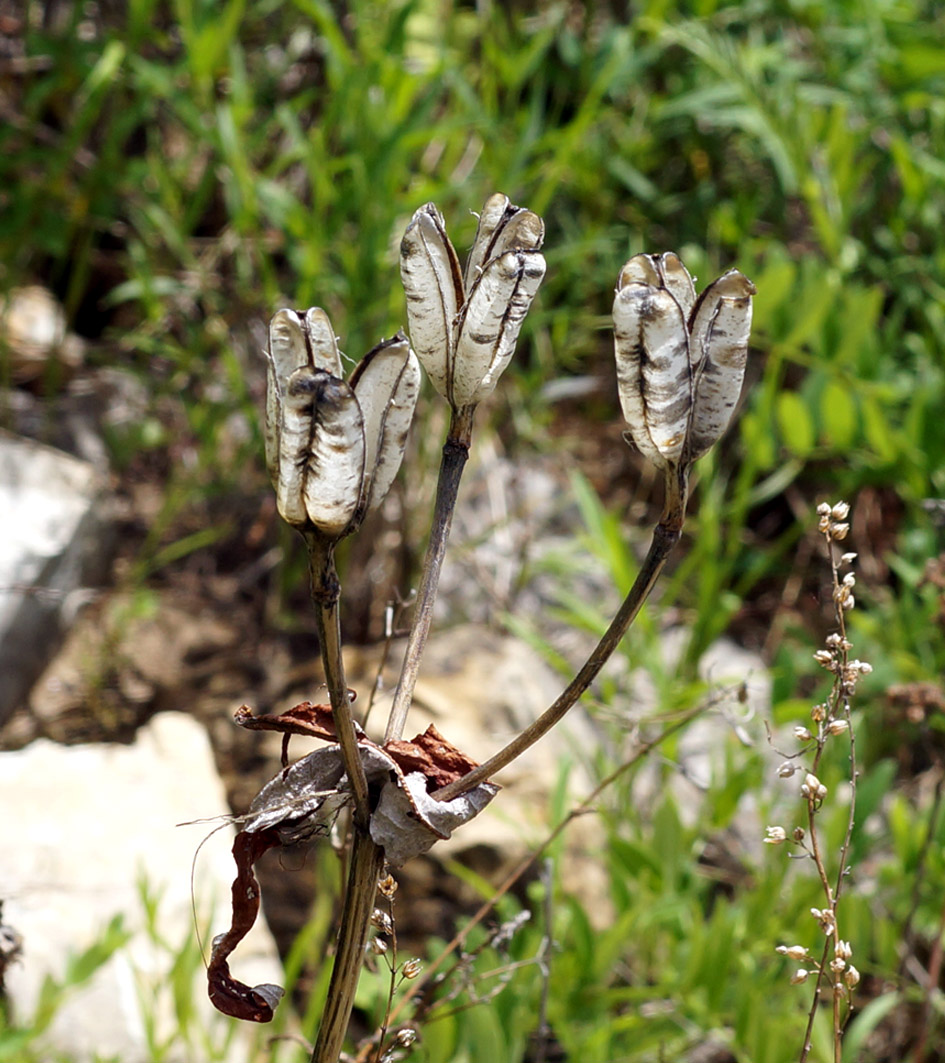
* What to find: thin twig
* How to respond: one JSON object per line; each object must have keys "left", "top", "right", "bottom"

{"left": 385, "top": 404, "right": 477, "bottom": 742}
{"left": 433, "top": 463, "right": 690, "bottom": 801}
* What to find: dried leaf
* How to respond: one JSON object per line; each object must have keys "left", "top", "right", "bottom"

{"left": 371, "top": 773, "right": 500, "bottom": 868}
{"left": 384, "top": 723, "right": 482, "bottom": 789}
{"left": 207, "top": 828, "right": 284, "bottom": 1022}
{"left": 349, "top": 332, "right": 421, "bottom": 516}
{"left": 687, "top": 269, "right": 755, "bottom": 461}
{"left": 613, "top": 281, "right": 691, "bottom": 468}
{"left": 453, "top": 249, "right": 546, "bottom": 406}
{"left": 400, "top": 204, "right": 463, "bottom": 400}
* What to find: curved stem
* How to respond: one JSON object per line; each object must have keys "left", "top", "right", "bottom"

{"left": 310, "top": 829, "right": 385, "bottom": 1063}
{"left": 433, "top": 463, "right": 690, "bottom": 801}
{"left": 385, "top": 404, "right": 476, "bottom": 742}
{"left": 307, "top": 533, "right": 370, "bottom": 829}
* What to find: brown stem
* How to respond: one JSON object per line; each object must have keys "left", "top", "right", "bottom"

{"left": 310, "top": 829, "right": 385, "bottom": 1063}
{"left": 385, "top": 404, "right": 476, "bottom": 742}
{"left": 307, "top": 534, "right": 370, "bottom": 830}
{"left": 433, "top": 463, "right": 690, "bottom": 801}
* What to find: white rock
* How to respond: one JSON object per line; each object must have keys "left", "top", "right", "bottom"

{"left": 0, "top": 712, "right": 282, "bottom": 1062}
{"left": 0, "top": 432, "right": 112, "bottom": 724}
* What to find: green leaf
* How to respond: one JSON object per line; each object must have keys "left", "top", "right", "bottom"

{"left": 776, "top": 391, "right": 816, "bottom": 457}
{"left": 819, "top": 378, "right": 859, "bottom": 449}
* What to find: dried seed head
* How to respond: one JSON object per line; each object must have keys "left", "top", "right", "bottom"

{"left": 764, "top": 825, "right": 787, "bottom": 844}
{"left": 401, "top": 958, "right": 422, "bottom": 979}
{"left": 844, "top": 964, "right": 860, "bottom": 988}
{"left": 395, "top": 1028, "right": 418, "bottom": 1047}
{"left": 612, "top": 254, "right": 755, "bottom": 471}
{"left": 402, "top": 194, "right": 545, "bottom": 409}
{"left": 370, "top": 936, "right": 389, "bottom": 955}
{"left": 378, "top": 874, "right": 398, "bottom": 897}
{"left": 790, "top": 968, "right": 810, "bottom": 984}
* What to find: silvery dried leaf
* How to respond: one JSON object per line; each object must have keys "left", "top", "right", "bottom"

{"left": 687, "top": 269, "right": 755, "bottom": 461}
{"left": 371, "top": 772, "right": 500, "bottom": 867}
{"left": 349, "top": 332, "right": 421, "bottom": 515}
{"left": 400, "top": 204, "right": 464, "bottom": 400}
{"left": 243, "top": 745, "right": 348, "bottom": 841}
{"left": 453, "top": 249, "right": 546, "bottom": 406}
{"left": 613, "top": 280, "right": 691, "bottom": 469}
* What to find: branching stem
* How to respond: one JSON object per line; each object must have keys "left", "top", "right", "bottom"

{"left": 385, "top": 403, "right": 476, "bottom": 742}
{"left": 433, "top": 463, "right": 690, "bottom": 801}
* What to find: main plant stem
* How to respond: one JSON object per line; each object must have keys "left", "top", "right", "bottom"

{"left": 311, "top": 829, "right": 385, "bottom": 1063}
{"left": 307, "top": 534, "right": 383, "bottom": 1063}
{"left": 434, "top": 463, "right": 690, "bottom": 801}
{"left": 385, "top": 404, "right": 476, "bottom": 742}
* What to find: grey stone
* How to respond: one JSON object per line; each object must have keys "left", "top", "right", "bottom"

{"left": 0, "top": 432, "right": 114, "bottom": 725}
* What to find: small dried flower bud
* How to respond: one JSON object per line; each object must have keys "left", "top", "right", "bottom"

{"left": 776, "top": 945, "right": 809, "bottom": 961}
{"left": 371, "top": 909, "right": 393, "bottom": 934}
{"left": 764, "top": 826, "right": 787, "bottom": 844}
{"left": 792, "top": 826, "right": 806, "bottom": 843}
{"left": 790, "top": 969, "right": 810, "bottom": 984}
{"left": 777, "top": 761, "right": 798, "bottom": 778}
{"left": 401, "top": 958, "right": 422, "bottom": 979}
{"left": 395, "top": 1028, "right": 417, "bottom": 1047}
{"left": 801, "top": 773, "right": 827, "bottom": 801}
{"left": 810, "top": 908, "right": 836, "bottom": 933}
{"left": 831, "top": 522, "right": 850, "bottom": 540}
{"left": 827, "top": 720, "right": 849, "bottom": 736}
{"left": 813, "top": 650, "right": 835, "bottom": 669}
{"left": 811, "top": 703, "right": 827, "bottom": 722}
{"left": 817, "top": 502, "right": 831, "bottom": 517}
{"left": 378, "top": 874, "right": 398, "bottom": 897}
{"left": 794, "top": 725, "right": 813, "bottom": 741}
{"left": 830, "top": 957, "right": 846, "bottom": 974}
{"left": 841, "top": 552, "right": 857, "bottom": 564}
{"left": 826, "top": 633, "right": 842, "bottom": 647}
{"left": 844, "top": 965, "right": 860, "bottom": 988}
{"left": 836, "top": 940, "right": 853, "bottom": 960}
{"left": 856, "top": 660, "right": 873, "bottom": 675}
{"left": 842, "top": 572, "right": 856, "bottom": 588}
{"left": 370, "top": 936, "right": 389, "bottom": 955}
{"left": 831, "top": 502, "right": 850, "bottom": 521}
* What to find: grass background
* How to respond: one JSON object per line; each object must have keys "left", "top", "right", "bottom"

{"left": 2, "top": 0, "right": 944, "bottom": 1060}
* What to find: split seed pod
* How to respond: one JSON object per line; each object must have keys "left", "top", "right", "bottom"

{"left": 613, "top": 253, "right": 755, "bottom": 470}
{"left": 400, "top": 193, "right": 546, "bottom": 409}
{"left": 265, "top": 309, "right": 421, "bottom": 538}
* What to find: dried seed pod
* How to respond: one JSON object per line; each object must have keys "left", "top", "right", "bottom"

{"left": 687, "top": 269, "right": 755, "bottom": 461}
{"left": 613, "top": 279, "right": 692, "bottom": 469}
{"left": 401, "top": 194, "right": 546, "bottom": 409}
{"left": 400, "top": 204, "right": 464, "bottom": 400}
{"left": 266, "top": 308, "right": 344, "bottom": 487}
{"left": 655, "top": 252, "right": 697, "bottom": 321}
{"left": 465, "top": 193, "right": 544, "bottom": 290}
{"left": 287, "top": 369, "right": 365, "bottom": 537}
{"left": 276, "top": 368, "right": 318, "bottom": 525}
{"left": 453, "top": 250, "right": 546, "bottom": 406}
{"left": 349, "top": 333, "right": 421, "bottom": 515}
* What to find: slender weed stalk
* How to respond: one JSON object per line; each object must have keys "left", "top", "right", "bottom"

{"left": 765, "top": 501, "right": 869, "bottom": 1063}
